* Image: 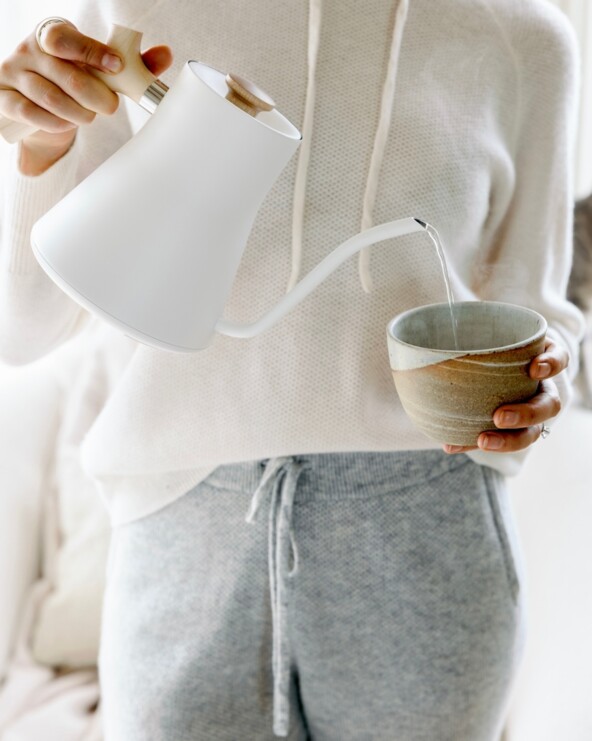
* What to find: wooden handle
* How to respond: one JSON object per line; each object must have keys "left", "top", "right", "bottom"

{"left": 91, "top": 25, "right": 157, "bottom": 103}
{"left": 0, "top": 24, "right": 158, "bottom": 144}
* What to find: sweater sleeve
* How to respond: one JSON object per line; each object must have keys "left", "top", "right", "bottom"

{"left": 476, "top": 1, "right": 585, "bottom": 411}
{"left": 0, "top": 4, "right": 133, "bottom": 366}
{"left": 0, "top": 140, "right": 89, "bottom": 365}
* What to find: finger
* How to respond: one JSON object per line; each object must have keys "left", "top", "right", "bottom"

{"left": 40, "top": 22, "right": 123, "bottom": 74}
{"left": 35, "top": 53, "right": 119, "bottom": 116}
{"left": 0, "top": 87, "right": 76, "bottom": 133}
{"left": 141, "top": 45, "right": 173, "bottom": 77}
{"left": 443, "top": 444, "right": 476, "bottom": 454}
{"left": 477, "top": 424, "right": 544, "bottom": 453}
{"left": 18, "top": 70, "right": 97, "bottom": 126}
{"left": 493, "top": 379, "right": 561, "bottom": 429}
{"left": 529, "top": 339, "right": 569, "bottom": 380}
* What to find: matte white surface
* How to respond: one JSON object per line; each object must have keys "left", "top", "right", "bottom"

{"left": 31, "top": 61, "right": 301, "bottom": 351}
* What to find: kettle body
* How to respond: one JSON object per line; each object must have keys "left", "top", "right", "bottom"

{"left": 31, "top": 57, "right": 427, "bottom": 352}
{"left": 31, "top": 61, "right": 301, "bottom": 351}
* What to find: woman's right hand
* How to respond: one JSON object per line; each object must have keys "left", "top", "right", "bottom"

{"left": 0, "top": 20, "right": 172, "bottom": 174}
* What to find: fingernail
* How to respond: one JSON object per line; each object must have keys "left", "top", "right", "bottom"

{"left": 102, "top": 53, "right": 122, "bottom": 72}
{"left": 534, "top": 362, "right": 551, "bottom": 379}
{"left": 444, "top": 445, "right": 464, "bottom": 454}
{"left": 481, "top": 434, "right": 503, "bottom": 450}
{"left": 499, "top": 411, "right": 519, "bottom": 427}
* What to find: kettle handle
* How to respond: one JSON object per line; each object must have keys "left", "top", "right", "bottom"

{"left": 215, "top": 217, "right": 428, "bottom": 339}
{"left": 0, "top": 24, "right": 164, "bottom": 144}
{"left": 91, "top": 25, "right": 166, "bottom": 106}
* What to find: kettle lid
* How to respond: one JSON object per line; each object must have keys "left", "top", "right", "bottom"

{"left": 188, "top": 61, "right": 301, "bottom": 140}
{"left": 225, "top": 73, "right": 275, "bottom": 117}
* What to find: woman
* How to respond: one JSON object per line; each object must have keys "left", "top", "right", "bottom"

{"left": 0, "top": 1, "right": 584, "bottom": 738}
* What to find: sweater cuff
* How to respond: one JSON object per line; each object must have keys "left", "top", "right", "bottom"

{"left": 545, "top": 325, "right": 575, "bottom": 414}
{"left": 2, "top": 137, "right": 80, "bottom": 275}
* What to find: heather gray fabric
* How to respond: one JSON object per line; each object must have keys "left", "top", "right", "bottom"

{"left": 100, "top": 451, "right": 525, "bottom": 740}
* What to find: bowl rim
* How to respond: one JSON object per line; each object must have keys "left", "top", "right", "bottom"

{"left": 387, "top": 300, "right": 548, "bottom": 355}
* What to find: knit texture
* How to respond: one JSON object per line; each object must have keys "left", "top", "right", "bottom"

{"left": 0, "top": 0, "right": 585, "bottom": 524}
{"left": 100, "top": 452, "right": 524, "bottom": 739}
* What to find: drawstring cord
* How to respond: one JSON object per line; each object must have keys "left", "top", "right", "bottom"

{"left": 287, "top": 0, "right": 410, "bottom": 294}
{"left": 359, "top": 0, "right": 410, "bottom": 292}
{"left": 287, "top": 0, "right": 323, "bottom": 293}
{"left": 246, "top": 457, "right": 304, "bottom": 737}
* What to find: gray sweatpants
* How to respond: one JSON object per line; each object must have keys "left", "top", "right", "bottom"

{"left": 100, "top": 451, "right": 525, "bottom": 740}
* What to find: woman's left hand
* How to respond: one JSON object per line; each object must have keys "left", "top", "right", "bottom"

{"left": 443, "top": 337, "right": 568, "bottom": 454}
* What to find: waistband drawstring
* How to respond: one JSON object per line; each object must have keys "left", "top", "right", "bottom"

{"left": 245, "top": 456, "right": 304, "bottom": 737}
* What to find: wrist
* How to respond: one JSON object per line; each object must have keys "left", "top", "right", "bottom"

{"left": 18, "top": 130, "right": 77, "bottom": 176}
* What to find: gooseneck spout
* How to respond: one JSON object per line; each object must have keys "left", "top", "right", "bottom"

{"left": 216, "top": 217, "right": 428, "bottom": 339}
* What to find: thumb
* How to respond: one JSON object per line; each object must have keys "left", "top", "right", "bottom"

{"left": 141, "top": 45, "right": 174, "bottom": 77}
{"left": 40, "top": 21, "right": 123, "bottom": 73}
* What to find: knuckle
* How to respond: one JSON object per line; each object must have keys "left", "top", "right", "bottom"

{"left": 525, "top": 408, "right": 537, "bottom": 426}
{"left": 64, "top": 68, "right": 85, "bottom": 95}
{"left": 0, "top": 58, "right": 14, "bottom": 80}
{"left": 44, "top": 26, "right": 68, "bottom": 54}
{"left": 14, "top": 39, "right": 31, "bottom": 58}
{"left": 15, "top": 96, "right": 35, "bottom": 120}
{"left": 551, "top": 395, "right": 562, "bottom": 417}
{"left": 79, "top": 40, "right": 105, "bottom": 69}
{"left": 41, "top": 89, "right": 61, "bottom": 111}
{"left": 80, "top": 42, "right": 96, "bottom": 66}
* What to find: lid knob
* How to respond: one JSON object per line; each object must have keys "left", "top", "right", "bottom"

{"left": 225, "top": 73, "right": 276, "bottom": 117}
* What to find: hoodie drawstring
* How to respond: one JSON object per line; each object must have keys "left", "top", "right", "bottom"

{"left": 359, "top": 0, "right": 410, "bottom": 292}
{"left": 287, "top": 0, "right": 323, "bottom": 293}
{"left": 245, "top": 456, "right": 304, "bottom": 737}
{"left": 287, "top": 0, "right": 410, "bottom": 294}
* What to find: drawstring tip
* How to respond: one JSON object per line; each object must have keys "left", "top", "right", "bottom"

{"left": 245, "top": 499, "right": 261, "bottom": 523}
{"left": 245, "top": 508, "right": 258, "bottom": 524}
{"left": 285, "top": 274, "right": 298, "bottom": 294}
{"left": 360, "top": 270, "right": 374, "bottom": 293}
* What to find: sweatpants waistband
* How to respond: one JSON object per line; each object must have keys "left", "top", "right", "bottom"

{"left": 203, "top": 449, "right": 474, "bottom": 502}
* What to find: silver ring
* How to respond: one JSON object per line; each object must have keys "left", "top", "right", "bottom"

{"left": 35, "top": 17, "right": 71, "bottom": 54}
{"left": 540, "top": 423, "right": 551, "bottom": 440}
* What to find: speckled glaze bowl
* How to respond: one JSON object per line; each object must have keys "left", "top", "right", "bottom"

{"left": 387, "top": 301, "right": 547, "bottom": 446}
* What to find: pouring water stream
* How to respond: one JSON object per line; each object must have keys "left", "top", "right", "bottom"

{"left": 425, "top": 224, "right": 459, "bottom": 351}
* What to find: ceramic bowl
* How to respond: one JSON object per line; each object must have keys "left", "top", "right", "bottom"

{"left": 387, "top": 301, "right": 547, "bottom": 446}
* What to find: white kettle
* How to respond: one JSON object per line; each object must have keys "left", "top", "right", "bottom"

{"left": 26, "top": 25, "right": 427, "bottom": 352}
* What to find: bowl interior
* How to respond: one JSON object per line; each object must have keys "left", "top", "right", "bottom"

{"left": 389, "top": 301, "right": 546, "bottom": 353}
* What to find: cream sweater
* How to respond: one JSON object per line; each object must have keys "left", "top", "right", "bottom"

{"left": 0, "top": 0, "right": 585, "bottom": 525}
